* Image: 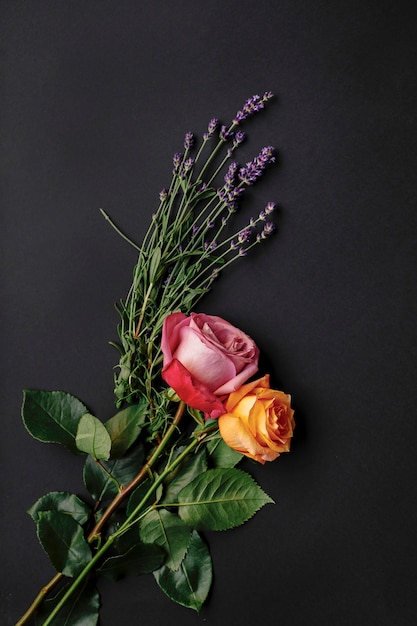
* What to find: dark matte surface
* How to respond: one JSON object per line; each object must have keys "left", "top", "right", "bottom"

{"left": 2, "top": 2, "right": 417, "bottom": 625}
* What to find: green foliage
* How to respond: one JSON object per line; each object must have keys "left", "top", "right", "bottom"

{"left": 28, "top": 492, "right": 91, "bottom": 526}
{"left": 163, "top": 449, "right": 208, "bottom": 504}
{"left": 126, "top": 477, "right": 163, "bottom": 516}
{"left": 207, "top": 436, "right": 243, "bottom": 468}
{"left": 153, "top": 530, "right": 212, "bottom": 612}
{"left": 99, "top": 542, "right": 166, "bottom": 580}
{"left": 34, "top": 580, "right": 99, "bottom": 626}
{"left": 22, "top": 390, "right": 88, "bottom": 453}
{"left": 36, "top": 511, "right": 92, "bottom": 577}
{"left": 104, "top": 401, "right": 148, "bottom": 458}
{"left": 177, "top": 468, "right": 274, "bottom": 531}
{"left": 139, "top": 509, "right": 192, "bottom": 570}
{"left": 83, "top": 441, "right": 145, "bottom": 502}
{"left": 76, "top": 413, "right": 112, "bottom": 460}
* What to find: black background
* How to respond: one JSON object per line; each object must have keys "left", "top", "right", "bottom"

{"left": 2, "top": 1, "right": 417, "bottom": 625}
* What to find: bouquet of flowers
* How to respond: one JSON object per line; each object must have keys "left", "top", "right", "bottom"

{"left": 16, "top": 92, "right": 295, "bottom": 625}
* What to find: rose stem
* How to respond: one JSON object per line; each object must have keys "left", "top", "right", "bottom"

{"left": 41, "top": 414, "right": 213, "bottom": 626}
{"left": 15, "top": 401, "right": 185, "bottom": 626}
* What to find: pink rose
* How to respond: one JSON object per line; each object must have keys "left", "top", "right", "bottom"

{"left": 161, "top": 312, "right": 259, "bottom": 418}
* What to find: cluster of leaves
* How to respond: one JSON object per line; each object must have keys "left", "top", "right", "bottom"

{"left": 21, "top": 388, "right": 273, "bottom": 624}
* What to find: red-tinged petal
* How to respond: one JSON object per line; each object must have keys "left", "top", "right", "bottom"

{"left": 161, "top": 358, "right": 225, "bottom": 416}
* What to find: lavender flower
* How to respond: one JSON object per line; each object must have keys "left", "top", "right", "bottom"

{"left": 238, "top": 227, "right": 252, "bottom": 243}
{"left": 203, "top": 118, "right": 219, "bottom": 139}
{"left": 184, "top": 132, "right": 194, "bottom": 150}
{"left": 233, "top": 91, "right": 274, "bottom": 125}
{"left": 238, "top": 146, "right": 275, "bottom": 185}
{"left": 179, "top": 157, "right": 194, "bottom": 178}
{"left": 172, "top": 152, "right": 183, "bottom": 174}
{"left": 233, "top": 130, "right": 246, "bottom": 149}
{"left": 224, "top": 162, "right": 238, "bottom": 188}
{"left": 259, "top": 201, "right": 276, "bottom": 220}
{"left": 220, "top": 125, "right": 233, "bottom": 141}
{"left": 261, "top": 222, "right": 276, "bottom": 239}
{"left": 159, "top": 188, "right": 168, "bottom": 201}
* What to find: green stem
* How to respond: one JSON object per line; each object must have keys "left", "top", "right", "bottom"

{"left": 100, "top": 209, "right": 141, "bottom": 251}
{"left": 41, "top": 537, "right": 117, "bottom": 626}
{"left": 15, "top": 402, "right": 186, "bottom": 626}
{"left": 14, "top": 573, "right": 63, "bottom": 626}
{"left": 42, "top": 419, "right": 217, "bottom": 625}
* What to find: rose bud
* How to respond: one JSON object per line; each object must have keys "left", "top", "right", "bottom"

{"left": 218, "top": 374, "right": 295, "bottom": 464}
{"left": 161, "top": 312, "right": 259, "bottom": 418}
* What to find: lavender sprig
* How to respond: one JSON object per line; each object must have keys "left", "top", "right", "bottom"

{"left": 111, "top": 93, "right": 277, "bottom": 407}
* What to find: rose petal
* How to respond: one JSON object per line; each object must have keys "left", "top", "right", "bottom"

{"left": 218, "top": 413, "right": 266, "bottom": 464}
{"left": 174, "top": 326, "right": 236, "bottom": 390}
{"left": 161, "top": 312, "right": 188, "bottom": 362}
{"left": 161, "top": 358, "right": 225, "bottom": 417}
{"left": 224, "top": 374, "right": 270, "bottom": 411}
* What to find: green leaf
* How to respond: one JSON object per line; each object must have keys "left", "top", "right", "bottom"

{"left": 163, "top": 449, "right": 208, "bottom": 504}
{"left": 99, "top": 542, "right": 166, "bottom": 580}
{"left": 22, "top": 389, "right": 88, "bottom": 453}
{"left": 149, "top": 246, "right": 162, "bottom": 282}
{"left": 154, "top": 530, "right": 212, "bottom": 611}
{"left": 76, "top": 413, "right": 111, "bottom": 460}
{"left": 83, "top": 441, "right": 144, "bottom": 501}
{"left": 139, "top": 509, "right": 192, "bottom": 570}
{"left": 34, "top": 579, "right": 99, "bottom": 626}
{"left": 104, "top": 401, "right": 148, "bottom": 458}
{"left": 126, "top": 477, "right": 163, "bottom": 517}
{"left": 28, "top": 492, "right": 91, "bottom": 526}
{"left": 177, "top": 468, "right": 274, "bottom": 531}
{"left": 207, "top": 436, "right": 243, "bottom": 468}
{"left": 36, "top": 511, "right": 92, "bottom": 577}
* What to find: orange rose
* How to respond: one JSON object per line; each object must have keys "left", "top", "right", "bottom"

{"left": 218, "top": 374, "right": 295, "bottom": 464}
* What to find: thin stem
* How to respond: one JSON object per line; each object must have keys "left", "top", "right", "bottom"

{"left": 100, "top": 209, "right": 141, "bottom": 251}
{"left": 15, "top": 572, "right": 63, "bottom": 626}
{"left": 15, "top": 401, "right": 186, "bottom": 626}
{"left": 41, "top": 415, "right": 217, "bottom": 626}
{"left": 88, "top": 401, "right": 185, "bottom": 540}
{"left": 41, "top": 537, "right": 117, "bottom": 626}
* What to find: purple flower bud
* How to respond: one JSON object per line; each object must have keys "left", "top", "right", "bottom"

{"left": 184, "top": 132, "right": 194, "bottom": 149}
{"left": 233, "top": 130, "right": 246, "bottom": 149}
{"left": 233, "top": 92, "right": 274, "bottom": 125}
{"left": 261, "top": 222, "right": 275, "bottom": 239}
{"left": 238, "top": 146, "right": 276, "bottom": 185}
{"left": 224, "top": 162, "right": 238, "bottom": 188}
{"left": 238, "top": 247, "right": 247, "bottom": 256}
{"left": 159, "top": 188, "right": 168, "bottom": 201}
{"left": 203, "top": 118, "right": 219, "bottom": 139}
{"left": 173, "top": 152, "right": 183, "bottom": 174}
{"left": 238, "top": 227, "right": 252, "bottom": 243}
{"left": 220, "top": 125, "right": 233, "bottom": 141}
{"left": 183, "top": 157, "right": 194, "bottom": 171}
